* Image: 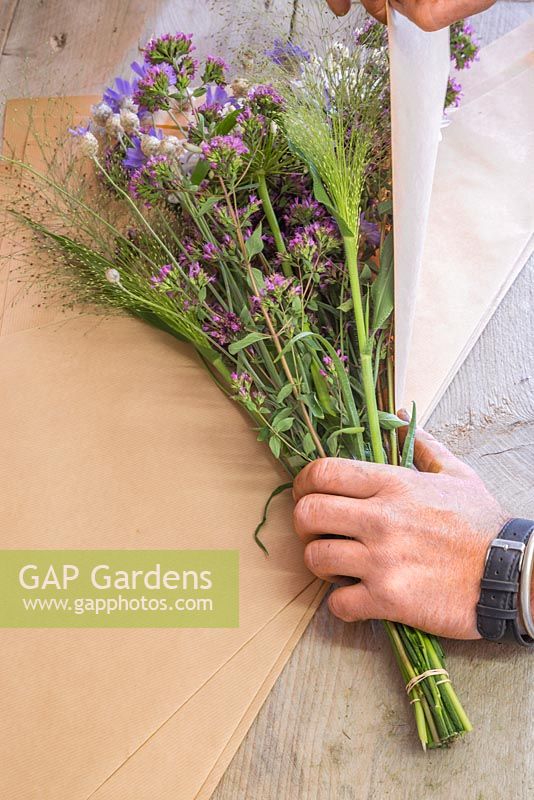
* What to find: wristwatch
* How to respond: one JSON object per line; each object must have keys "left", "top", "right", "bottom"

{"left": 476, "top": 518, "right": 534, "bottom": 647}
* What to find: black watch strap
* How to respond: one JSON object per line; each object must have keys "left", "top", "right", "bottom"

{"left": 477, "top": 518, "right": 534, "bottom": 647}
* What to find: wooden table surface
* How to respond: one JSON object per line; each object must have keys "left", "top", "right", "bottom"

{"left": 1, "top": 1, "right": 533, "bottom": 798}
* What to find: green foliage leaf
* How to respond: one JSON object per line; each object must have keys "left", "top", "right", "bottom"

{"left": 197, "top": 196, "right": 220, "bottom": 216}
{"left": 378, "top": 199, "right": 393, "bottom": 216}
{"left": 281, "top": 331, "right": 366, "bottom": 460}
{"left": 310, "top": 361, "right": 336, "bottom": 417}
{"left": 245, "top": 223, "right": 264, "bottom": 259}
{"left": 337, "top": 297, "right": 354, "bottom": 313}
{"left": 251, "top": 267, "right": 265, "bottom": 290}
{"left": 253, "top": 481, "right": 294, "bottom": 554}
{"left": 269, "top": 435, "right": 281, "bottom": 459}
{"left": 371, "top": 231, "right": 394, "bottom": 330}
{"left": 275, "top": 417, "right": 295, "bottom": 433}
{"left": 378, "top": 411, "right": 409, "bottom": 431}
{"left": 401, "top": 404, "right": 417, "bottom": 468}
{"left": 191, "top": 158, "right": 210, "bottom": 186}
{"left": 302, "top": 431, "right": 316, "bottom": 456}
{"left": 276, "top": 384, "right": 293, "bottom": 404}
{"left": 215, "top": 109, "right": 240, "bottom": 135}
{"left": 257, "top": 427, "right": 270, "bottom": 442}
{"left": 326, "top": 426, "right": 365, "bottom": 456}
{"left": 272, "top": 407, "right": 294, "bottom": 426}
{"left": 227, "top": 331, "right": 269, "bottom": 354}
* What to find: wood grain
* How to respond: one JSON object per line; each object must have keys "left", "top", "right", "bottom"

{"left": 0, "top": 2, "right": 532, "bottom": 799}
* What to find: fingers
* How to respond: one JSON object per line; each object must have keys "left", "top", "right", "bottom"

{"left": 328, "top": 582, "right": 378, "bottom": 622}
{"left": 397, "top": 410, "right": 472, "bottom": 477}
{"left": 389, "top": 0, "right": 496, "bottom": 32}
{"left": 360, "top": 0, "right": 388, "bottom": 23}
{"left": 293, "top": 492, "right": 385, "bottom": 544}
{"left": 293, "top": 457, "right": 406, "bottom": 503}
{"left": 326, "top": 0, "right": 352, "bottom": 15}
{"left": 304, "top": 537, "right": 371, "bottom": 581}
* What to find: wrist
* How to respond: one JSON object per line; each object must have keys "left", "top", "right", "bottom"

{"left": 476, "top": 518, "right": 534, "bottom": 646}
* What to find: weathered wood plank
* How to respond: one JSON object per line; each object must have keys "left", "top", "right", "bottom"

{"left": 0, "top": 0, "right": 19, "bottom": 56}
{"left": 0, "top": 0, "right": 296, "bottom": 102}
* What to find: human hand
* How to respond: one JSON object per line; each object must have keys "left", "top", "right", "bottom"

{"left": 293, "top": 422, "right": 508, "bottom": 638}
{"left": 325, "top": 0, "right": 496, "bottom": 31}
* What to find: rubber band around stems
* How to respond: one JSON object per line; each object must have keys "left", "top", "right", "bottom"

{"left": 405, "top": 668, "right": 450, "bottom": 696}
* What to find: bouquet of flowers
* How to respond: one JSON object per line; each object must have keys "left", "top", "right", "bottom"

{"left": 2, "top": 15, "right": 479, "bottom": 749}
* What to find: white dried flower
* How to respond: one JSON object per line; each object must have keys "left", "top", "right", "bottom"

{"left": 121, "top": 97, "right": 139, "bottom": 114}
{"left": 138, "top": 112, "right": 153, "bottom": 129}
{"left": 105, "top": 113, "right": 123, "bottom": 138}
{"left": 105, "top": 268, "right": 121, "bottom": 285}
{"left": 158, "top": 135, "right": 184, "bottom": 157}
{"left": 230, "top": 78, "right": 249, "bottom": 98}
{"left": 91, "top": 102, "right": 113, "bottom": 125}
{"left": 140, "top": 134, "right": 161, "bottom": 157}
{"left": 120, "top": 108, "right": 140, "bottom": 134}
{"left": 79, "top": 132, "right": 99, "bottom": 158}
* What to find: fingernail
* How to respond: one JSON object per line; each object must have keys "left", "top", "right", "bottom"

{"left": 397, "top": 408, "right": 410, "bottom": 421}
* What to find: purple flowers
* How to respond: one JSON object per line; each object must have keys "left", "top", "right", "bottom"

{"left": 123, "top": 127, "right": 163, "bottom": 171}
{"left": 201, "top": 56, "right": 228, "bottom": 86}
{"left": 284, "top": 195, "right": 324, "bottom": 228}
{"left": 151, "top": 264, "right": 174, "bottom": 286}
{"left": 445, "top": 76, "right": 463, "bottom": 109}
{"left": 264, "top": 273, "right": 289, "bottom": 293}
{"left": 450, "top": 19, "right": 480, "bottom": 71}
{"left": 143, "top": 33, "right": 195, "bottom": 64}
{"left": 103, "top": 76, "right": 138, "bottom": 112}
{"left": 201, "top": 84, "right": 239, "bottom": 113}
{"left": 203, "top": 306, "right": 242, "bottom": 346}
{"left": 141, "top": 33, "right": 198, "bottom": 96}
{"left": 360, "top": 215, "right": 380, "bottom": 249}
{"left": 128, "top": 154, "right": 172, "bottom": 206}
{"left": 265, "top": 38, "right": 310, "bottom": 67}
{"left": 445, "top": 19, "right": 480, "bottom": 110}
{"left": 250, "top": 272, "right": 302, "bottom": 318}
{"left": 230, "top": 371, "right": 253, "bottom": 397}
{"left": 201, "top": 135, "right": 249, "bottom": 170}
{"left": 354, "top": 18, "right": 387, "bottom": 48}
{"left": 247, "top": 84, "right": 285, "bottom": 111}
{"left": 319, "top": 350, "right": 348, "bottom": 378}
{"left": 132, "top": 62, "right": 177, "bottom": 112}
{"left": 229, "top": 372, "right": 266, "bottom": 410}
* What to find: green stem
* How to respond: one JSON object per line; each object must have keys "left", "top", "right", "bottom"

{"left": 343, "top": 235, "right": 384, "bottom": 463}
{"left": 386, "top": 352, "right": 398, "bottom": 466}
{"left": 257, "top": 172, "right": 291, "bottom": 278}
{"left": 426, "top": 638, "right": 472, "bottom": 732}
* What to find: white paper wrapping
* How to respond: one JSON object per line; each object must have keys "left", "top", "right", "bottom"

{"left": 405, "top": 56, "right": 534, "bottom": 422}
{"left": 387, "top": 9, "right": 450, "bottom": 408}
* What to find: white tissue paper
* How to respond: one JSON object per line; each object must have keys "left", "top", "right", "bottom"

{"left": 387, "top": 9, "right": 450, "bottom": 408}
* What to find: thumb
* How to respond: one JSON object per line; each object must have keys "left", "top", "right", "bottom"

{"left": 325, "top": 0, "right": 352, "bottom": 15}
{"left": 328, "top": 582, "right": 378, "bottom": 623}
{"left": 397, "top": 409, "right": 471, "bottom": 477}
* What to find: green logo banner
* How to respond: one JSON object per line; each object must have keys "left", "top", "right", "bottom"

{"left": 0, "top": 550, "right": 239, "bottom": 628}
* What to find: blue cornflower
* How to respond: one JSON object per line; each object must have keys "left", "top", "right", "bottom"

{"left": 123, "top": 127, "right": 163, "bottom": 171}
{"left": 103, "top": 76, "right": 138, "bottom": 112}
{"left": 68, "top": 123, "right": 90, "bottom": 137}
{"left": 202, "top": 84, "right": 239, "bottom": 110}
{"left": 360, "top": 214, "right": 380, "bottom": 249}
